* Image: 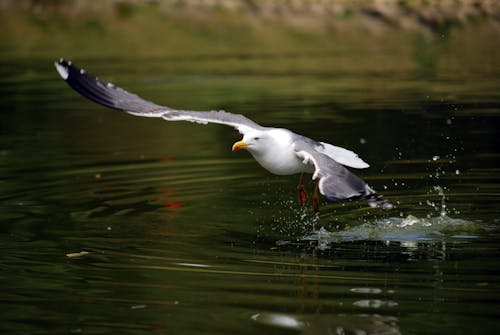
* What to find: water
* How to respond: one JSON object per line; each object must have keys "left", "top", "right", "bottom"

{"left": 1, "top": 47, "right": 499, "bottom": 334}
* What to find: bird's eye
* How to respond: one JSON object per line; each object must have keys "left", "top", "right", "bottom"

{"left": 254, "top": 137, "right": 260, "bottom": 141}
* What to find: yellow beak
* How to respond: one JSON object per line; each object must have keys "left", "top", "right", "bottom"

{"left": 232, "top": 140, "right": 248, "bottom": 152}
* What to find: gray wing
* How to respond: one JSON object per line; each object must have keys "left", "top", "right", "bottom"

{"left": 292, "top": 134, "right": 370, "bottom": 169}
{"left": 294, "top": 139, "right": 392, "bottom": 209}
{"left": 54, "top": 59, "right": 264, "bottom": 134}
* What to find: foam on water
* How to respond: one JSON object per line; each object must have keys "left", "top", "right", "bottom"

{"left": 289, "top": 185, "right": 482, "bottom": 249}
{"left": 297, "top": 213, "right": 478, "bottom": 250}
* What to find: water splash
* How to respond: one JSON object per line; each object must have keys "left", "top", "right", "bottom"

{"left": 429, "top": 185, "right": 447, "bottom": 217}
{"left": 259, "top": 197, "right": 320, "bottom": 236}
{"left": 290, "top": 186, "right": 478, "bottom": 250}
{"left": 297, "top": 214, "right": 476, "bottom": 250}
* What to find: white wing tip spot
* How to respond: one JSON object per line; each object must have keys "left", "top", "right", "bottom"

{"left": 54, "top": 62, "right": 69, "bottom": 80}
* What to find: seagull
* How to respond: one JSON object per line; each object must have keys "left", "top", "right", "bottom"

{"left": 54, "top": 59, "right": 392, "bottom": 212}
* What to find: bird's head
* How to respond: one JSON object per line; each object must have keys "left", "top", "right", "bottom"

{"left": 232, "top": 131, "right": 268, "bottom": 153}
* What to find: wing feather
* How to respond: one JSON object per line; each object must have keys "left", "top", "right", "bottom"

{"left": 55, "top": 59, "right": 264, "bottom": 134}
{"left": 316, "top": 142, "right": 370, "bottom": 169}
{"left": 294, "top": 140, "right": 391, "bottom": 209}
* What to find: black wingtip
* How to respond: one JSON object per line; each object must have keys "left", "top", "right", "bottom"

{"left": 53, "top": 58, "right": 116, "bottom": 108}
{"left": 55, "top": 58, "right": 84, "bottom": 81}
{"left": 365, "top": 193, "right": 393, "bottom": 210}
{"left": 54, "top": 58, "right": 70, "bottom": 80}
{"left": 53, "top": 58, "right": 164, "bottom": 114}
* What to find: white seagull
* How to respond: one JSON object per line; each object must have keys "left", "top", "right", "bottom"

{"left": 55, "top": 59, "right": 392, "bottom": 212}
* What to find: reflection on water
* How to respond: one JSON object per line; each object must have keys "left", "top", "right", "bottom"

{"left": 1, "top": 47, "right": 500, "bottom": 334}
{"left": 253, "top": 312, "right": 401, "bottom": 334}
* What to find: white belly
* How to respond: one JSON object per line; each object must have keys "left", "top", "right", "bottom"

{"left": 251, "top": 148, "right": 314, "bottom": 176}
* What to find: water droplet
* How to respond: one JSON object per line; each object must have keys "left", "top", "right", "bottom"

{"left": 455, "top": 170, "right": 460, "bottom": 175}
{"left": 432, "top": 156, "right": 440, "bottom": 161}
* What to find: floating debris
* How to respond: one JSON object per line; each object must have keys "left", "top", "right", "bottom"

{"left": 66, "top": 251, "right": 89, "bottom": 258}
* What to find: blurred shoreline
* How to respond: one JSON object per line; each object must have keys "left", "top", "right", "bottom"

{"left": 1, "top": 0, "right": 499, "bottom": 59}
{"left": 2, "top": 0, "right": 499, "bottom": 33}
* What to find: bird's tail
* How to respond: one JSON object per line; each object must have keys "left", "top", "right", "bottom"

{"left": 363, "top": 185, "right": 393, "bottom": 210}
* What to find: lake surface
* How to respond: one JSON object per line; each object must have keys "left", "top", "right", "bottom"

{"left": 1, "top": 47, "right": 499, "bottom": 334}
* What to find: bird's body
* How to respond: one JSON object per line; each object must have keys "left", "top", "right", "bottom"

{"left": 54, "top": 59, "right": 392, "bottom": 210}
{"left": 239, "top": 128, "right": 314, "bottom": 176}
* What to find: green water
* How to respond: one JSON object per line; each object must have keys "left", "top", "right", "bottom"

{"left": 1, "top": 43, "right": 500, "bottom": 333}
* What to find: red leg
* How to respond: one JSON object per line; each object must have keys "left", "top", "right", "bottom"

{"left": 313, "top": 179, "right": 320, "bottom": 213}
{"left": 297, "top": 173, "right": 308, "bottom": 206}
